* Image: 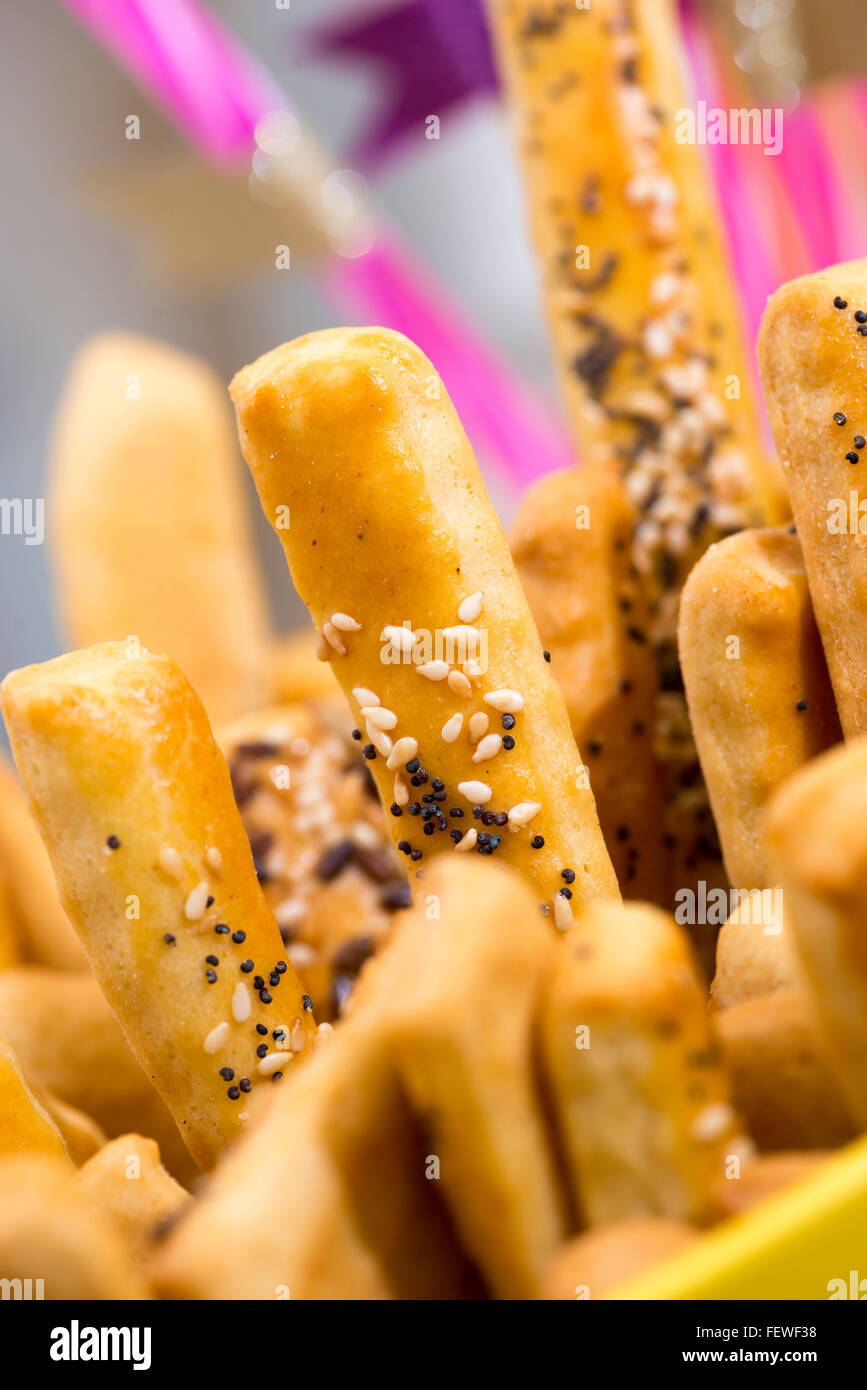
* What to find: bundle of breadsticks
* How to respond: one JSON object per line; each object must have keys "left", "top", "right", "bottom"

{"left": 3, "top": 2, "right": 867, "bottom": 1303}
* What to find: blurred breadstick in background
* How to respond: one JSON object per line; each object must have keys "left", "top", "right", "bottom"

{"left": 512, "top": 465, "right": 664, "bottom": 900}
{"left": 487, "top": 0, "right": 783, "bottom": 899}
{"left": 541, "top": 1220, "right": 697, "bottom": 1300}
{"left": 0, "top": 755, "right": 86, "bottom": 970}
{"left": 48, "top": 332, "right": 270, "bottom": 725}
{"left": 268, "top": 628, "right": 341, "bottom": 705}
{"left": 0, "top": 967, "right": 195, "bottom": 1184}
{"left": 0, "top": 1038, "right": 73, "bottom": 1164}
{"left": 77, "top": 1134, "right": 190, "bottom": 1265}
{"left": 541, "top": 901, "right": 746, "bottom": 1227}
{"left": 232, "top": 327, "right": 619, "bottom": 926}
{"left": 2, "top": 643, "right": 316, "bottom": 1170}
{"left": 767, "top": 737, "right": 867, "bottom": 1130}
{"left": 759, "top": 260, "right": 867, "bottom": 737}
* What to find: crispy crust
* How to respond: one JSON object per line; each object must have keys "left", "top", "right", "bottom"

{"left": 231, "top": 327, "right": 619, "bottom": 924}
{"left": 680, "top": 528, "right": 842, "bottom": 889}
{"left": 511, "top": 465, "right": 664, "bottom": 900}
{"left": 48, "top": 332, "right": 270, "bottom": 724}
{"left": 542, "top": 901, "right": 745, "bottom": 1226}
{"left": 759, "top": 260, "right": 867, "bottom": 737}
{"left": 1, "top": 642, "right": 316, "bottom": 1169}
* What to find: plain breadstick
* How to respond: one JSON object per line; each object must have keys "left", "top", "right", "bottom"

{"left": 231, "top": 327, "right": 619, "bottom": 926}
{"left": 1, "top": 642, "right": 316, "bottom": 1170}
{"left": 766, "top": 737, "right": 867, "bottom": 1128}
{"left": 710, "top": 894, "right": 800, "bottom": 1012}
{"left": 541, "top": 901, "right": 747, "bottom": 1227}
{"left": 77, "top": 1134, "right": 191, "bottom": 1264}
{"left": 759, "top": 260, "right": 867, "bottom": 736}
{"left": 511, "top": 465, "right": 664, "bottom": 901}
{"left": 0, "top": 1038, "right": 72, "bottom": 1163}
{"left": 680, "top": 527, "right": 842, "bottom": 889}
{"left": 49, "top": 331, "right": 270, "bottom": 724}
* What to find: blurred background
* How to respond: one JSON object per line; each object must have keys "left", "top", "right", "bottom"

{"left": 2, "top": 0, "right": 866, "bottom": 682}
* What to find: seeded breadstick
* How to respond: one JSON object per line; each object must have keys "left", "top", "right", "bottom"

{"left": 766, "top": 737, "right": 867, "bottom": 1128}
{"left": 49, "top": 332, "right": 270, "bottom": 724}
{"left": 231, "top": 327, "right": 619, "bottom": 925}
{"left": 487, "top": 0, "right": 783, "bottom": 894}
{"left": 541, "top": 1220, "right": 696, "bottom": 1301}
{"left": 759, "top": 261, "right": 867, "bottom": 737}
{"left": 78, "top": 1134, "right": 191, "bottom": 1265}
{"left": 0, "top": 755, "right": 86, "bottom": 970}
{"left": 1, "top": 643, "right": 317, "bottom": 1170}
{"left": 511, "top": 464, "right": 664, "bottom": 900}
{"left": 354, "top": 857, "right": 567, "bottom": 1299}
{"left": 152, "top": 1017, "right": 481, "bottom": 1301}
{"left": 0, "top": 1154, "right": 148, "bottom": 1300}
{"left": 0, "top": 1038, "right": 72, "bottom": 1163}
{"left": 541, "top": 901, "right": 746, "bottom": 1227}
{"left": 680, "top": 527, "right": 842, "bottom": 889}
{"left": 0, "top": 967, "right": 195, "bottom": 1184}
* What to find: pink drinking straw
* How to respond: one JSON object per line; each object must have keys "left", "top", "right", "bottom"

{"left": 57, "top": 0, "right": 574, "bottom": 489}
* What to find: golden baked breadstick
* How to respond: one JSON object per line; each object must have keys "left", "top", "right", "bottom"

{"left": 0, "top": 1154, "right": 148, "bottom": 1300}
{"left": 49, "top": 331, "right": 270, "bottom": 724}
{"left": 714, "top": 989, "right": 857, "bottom": 1151}
{"left": 152, "top": 1018, "right": 480, "bottom": 1301}
{"left": 78, "top": 1134, "right": 191, "bottom": 1264}
{"left": 231, "top": 327, "right": 619, "bottom": 926}
{"left": 759, "top": 261, "right": 867, "bottom": 737}
{"left": 0, "top": 754, "right": 86, "bottom": 969}
{"left": 541, "top": 1220, "right": 696, "bottom": 1301}
{"left": 766, "top": 737, "right": 867, "bottom": 1128}
{"left": 269, "top": 628, "right": 342, "bottom": 704}
{"left": 2, "top": 643, "right": 317, "bottom": 1170}
{"left": 218, "top": 701, "right": 407, "bottom": 1019}
{"left": 354, "top": 858, "right": 567, "bottom": 1299}
{"left": 511, "top": 465, "right": 664, "bottom": 900}
{"left": 487, "top": 0, "right": 784, "bottom": 896}
{"left": 39, "top": 1092, "right": 105, "bottom": 1166}
{"left": 542, "top": 901, "right": 746, "bottom": 1226}
{"left": 0, "top": 1038, "right": 72, "bottom": 1163}
{"left": 710, "top": 893, "right": 801, "bottom": 1011}
{"left": 0, "top": 967, "right": 194, "bottom": 1183}
{"left": 680, "top": 527, "right": 842, "bottom": 889}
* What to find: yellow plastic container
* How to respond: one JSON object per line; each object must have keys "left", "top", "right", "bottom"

{"left": 609, "top": 1134, "right": 867, "bottom": 1300}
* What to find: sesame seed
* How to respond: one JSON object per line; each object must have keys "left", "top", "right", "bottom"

{"left": 484, "top": 689, "right": 524, "bottom": 714}
{"left": 553, "top": 894, "right": 573, "bottom": 930}
{"left": 457, "top": 591, "right": 483, "bottom": 623}
{"left": 393, "top": 773, "right": 409, "bottom": 807}
{"left": 322, "top": 622, "right": 347, "bottom": 655}
{"left": 203, "top": 1022, "right": 230, "bottom": 1055}
{"left": 463, "top": 660, "right": 483, "bottom": 679}
{"left": 381, "top": 624, "right": 417, "bottom": 654}
{"left": 468, "top": 712, "right": 489, "bottom": 742}
{"left": 106, "top": 835, "right": 121, "bottom": 850}
{"left": 472, "top": 733, "right": 503, "bottom": 764}
{"left": 442, "top": 713, "right": 464, "bottom": 743}
{"left": 507, "top": 801, "right": 542, "bottom": 828}
{"left": 205, "top": 847, "right": 223, "bottom": 876}
{"left": 690, "top": 1102, "right": 735, "bottom": 1143}
{"left": 455, "top": 827, "right": 478, "bottom": 853}
{"left": 362, "top": 705, "right": 397, "bottom": 731}
{"left": 352, "top": 686, "right": 379, "bottom": 707}
{"left": 290, "top": 1019, "right": 306, "bottom": 1052}
{"left": 232, "top": 982, "right": 251, "bottom": 1022}
{"left": 331, "top": 612, "right": 361, "bottom": 632}
{"left": 184, "top": 881, "right": 210, "bottom": 921}
{"left": 258, "top": 1052, "right": 287, "bottom": 1075}
{"left": 364, "top": 720, "right": 393, "bottom": 757}
{"left": 457, "top": 780, "right": 492, "bottom": 804}
{"left": 386, "top": 737, "right": 418, "bottom": 770}
{"left": 158, "top": 847, "right": 183, "bottom": 880}
{"left": 447, "top": 670, "right": 472, "bottom": 697}
{"left": 417, "top": 660, "right": 450, "bottom": 682}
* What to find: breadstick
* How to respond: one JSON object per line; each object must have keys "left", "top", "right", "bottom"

{"left": 680, "top": 527, "right": 842, "bottom": 889}
{"left": 0, "top": 967, "right": 194, "bottom": 1184}
{"left": 39, "top": 1092, "right": 105, "bottom": 1166}
{"left": 354, "top": 857, "right": 567, "bottom": 1299}
{"left": 709, "top": 1151, "right": 830, "bottom": 1222}
{"left": 0, "top": 1154, "right": 148, "bottom": 1300}
{"left": 511, "top": 464, "right": 664, "bottom": 900}
{"left": 78, "top": 1134, "right": 191, "bottom": 1264}
{"left": 541, "top": 1220, "right": 696, "bottom": 1301}
{"left": 765, "top": 736, "right": 867, "bottom": 1127}
{"left": 152, "top": 1016, "right": 481, "bottom": 1301}
{"left": 714, "top": 989, "right": 857, "bottom": 1151}
{"left": 1, "top": 642, "right": 316, "bottom": 1170}
{"left": 269, "top": 628, "right": 342, "bottom": 704}
{"left": 710, "top": 893, "right": 801, "bottom": 1012}
{"left": 0, "top": 1038, "right": 72, "bottom": 1163}
{"left": 541, "top": 901, "right": 746, "bottom": 1227}
{"left": 218, "top": 701, "right": 406, "bottom": 1019}
{"left": 0, "top": 874, "right": 21, "bottom": 968}
{"left": 759, "top": 260, "right": 867, "bottom": 736}
{"left": 487, "top": 0, "right": 784, "bottom": 895}
{"left": 231, "top": 327, "right": 619, "bottom": 926}
{"left": 0, "top": 754, "right": 86, "bottom": 970}
{"left": 49, "top": 331, "right": 270, "bottom": 724}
